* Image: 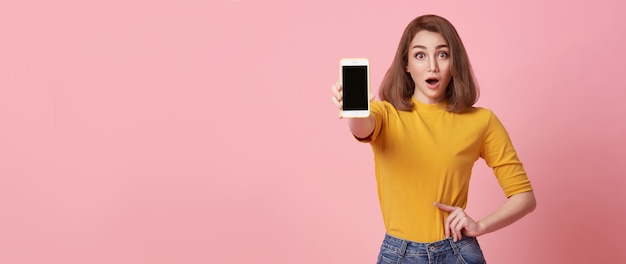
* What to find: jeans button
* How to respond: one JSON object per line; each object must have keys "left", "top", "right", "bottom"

{"left": 429, "top": 245, "right": 435, "bottom": 252}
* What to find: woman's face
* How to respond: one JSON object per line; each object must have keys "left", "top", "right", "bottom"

{"left": 406, "top": 30, "right": 452, "bottom": 104}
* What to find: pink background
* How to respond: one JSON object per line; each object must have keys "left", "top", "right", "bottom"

{"left": 1, "top": 0, "right": 625, "bottom": 263}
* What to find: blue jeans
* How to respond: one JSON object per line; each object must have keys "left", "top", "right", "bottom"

{"left": 377, "top": 234, "right": 487, "bottom": 264}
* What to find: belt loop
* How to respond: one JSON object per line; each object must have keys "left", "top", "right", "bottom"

{"left": 449, "top": 237, "right": 460, "bottom": 255}
{"left": 399, "top": 240, "right": 408, "bottom": 258}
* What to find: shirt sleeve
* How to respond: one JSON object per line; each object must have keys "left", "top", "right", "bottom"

{"left": 481, "top": 110, "right": 534, "bottom": 197}
{"left": 354, "top": 100, "right": 386, "bottom": 143}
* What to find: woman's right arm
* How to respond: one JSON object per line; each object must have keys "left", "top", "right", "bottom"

{"left": 331, "top": 81, "right": 376, "bottom": 138}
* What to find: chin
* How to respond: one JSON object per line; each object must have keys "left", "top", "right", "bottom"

{"left": 426, "top": 92, "right": 444, "bottom": 100}
{"left": 416, "top": 86, "right": 445, "bottom": 102}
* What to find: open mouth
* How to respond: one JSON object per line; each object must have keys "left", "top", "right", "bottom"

{"left": 425, "top": 77, "right": 439, "bottom": 86}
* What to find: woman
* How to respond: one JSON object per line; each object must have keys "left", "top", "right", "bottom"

{"left": 331, "top": 14, "right": 536, "bottom": 264}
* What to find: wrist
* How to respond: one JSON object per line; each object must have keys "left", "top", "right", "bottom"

{"left": 475, "top": 220, "right": 489, "bottom": 236}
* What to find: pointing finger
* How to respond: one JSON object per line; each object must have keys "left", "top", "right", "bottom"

{"left": 434, "top": 202, "right": 456, "bottom": 212}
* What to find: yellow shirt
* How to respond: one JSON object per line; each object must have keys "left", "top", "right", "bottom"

{"left": 357, "top": 98, "right": 533, "bottom": 242}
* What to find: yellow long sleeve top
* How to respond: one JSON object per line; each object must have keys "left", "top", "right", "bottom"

{"left": 357, "top": 98, "right": 533, "bottom": 242}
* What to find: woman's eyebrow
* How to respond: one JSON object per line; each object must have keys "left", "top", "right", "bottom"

{"left": 411, "top": 44, "right": 449, "bottom": 50}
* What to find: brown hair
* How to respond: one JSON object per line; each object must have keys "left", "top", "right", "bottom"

{"left": 379, "top": 14, "right": 479, "bottom": 113}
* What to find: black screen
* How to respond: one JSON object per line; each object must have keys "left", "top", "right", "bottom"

{"left": 342, "top": 66, "right": 368, "bottom": 110}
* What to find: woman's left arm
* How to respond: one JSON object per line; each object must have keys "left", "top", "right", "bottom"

{"left": 475, "top": 190, "right": 536, "bottom": 235}
{"left": 435, "top": 191, "right": 536, "bottom": 242}
{"left": 435, "top": 110, "right": 537, "bottom": 242}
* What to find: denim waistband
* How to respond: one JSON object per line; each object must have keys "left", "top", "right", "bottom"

{"left": 381, "top": 234, "right": 477, "bottom": 257}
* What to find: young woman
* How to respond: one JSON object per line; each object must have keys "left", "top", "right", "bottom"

{"left": 331, "top": 14, "right": 536, "bottom": 264}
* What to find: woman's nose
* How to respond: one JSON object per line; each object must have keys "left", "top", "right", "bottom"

{"left": 428, "top": 58, "right": 438, "bottom": 72}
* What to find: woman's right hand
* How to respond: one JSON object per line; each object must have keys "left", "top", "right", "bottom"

{"left": 330, "top": 80, "right": 376, "bottom": 138}
{"left": 330, "top": 80, "right": 343, "bottom": 114}
{"left": 330, "top": 80, "right": 375, "bottom": 118}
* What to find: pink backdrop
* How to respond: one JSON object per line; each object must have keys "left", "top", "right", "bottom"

{"left": 1, "top": 1, "right": 625, "bottom": 263}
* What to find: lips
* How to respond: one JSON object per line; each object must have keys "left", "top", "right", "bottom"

{"left": 425, "top": 77, "right": 440, "bottom": 89}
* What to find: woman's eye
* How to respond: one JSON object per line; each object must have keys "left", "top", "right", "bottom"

{"left": 438, "top": 52, "right": 449, "bottom": 58}
{"left": 416, "top": 53, "right": 425, "bottom": 59}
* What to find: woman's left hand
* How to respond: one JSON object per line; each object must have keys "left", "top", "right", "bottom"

{"left": 434, "top": 202, "right": 484, "bottom": 242}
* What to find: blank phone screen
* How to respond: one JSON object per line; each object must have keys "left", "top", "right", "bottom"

{"left": 342, "top": 66, "right": 368, "bottom": 110}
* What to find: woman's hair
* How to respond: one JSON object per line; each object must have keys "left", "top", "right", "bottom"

{"left": 379, "top": 14, "right": 479, "bottom": 113}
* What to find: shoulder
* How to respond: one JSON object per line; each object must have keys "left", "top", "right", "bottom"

{"left": 457, "top": 106, "right": 495, "bottom": 119}
{"left": 371, "top": 100, "right": 399, "bottom": 114}
{"left": 454, "top": 107, "right": 500, "bottom": 129}
{"left": 466, "top": 107, "right": 510, "bottom": 134}
{"left": 470, "top": 106, "right": 494, "bottom": 116}
{"left": 372, "top": 100, "right": 395, "bottom": 108}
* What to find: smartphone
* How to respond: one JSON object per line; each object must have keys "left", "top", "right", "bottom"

{"left": 340, "top": 58, "right": 370, "bottom": 118}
